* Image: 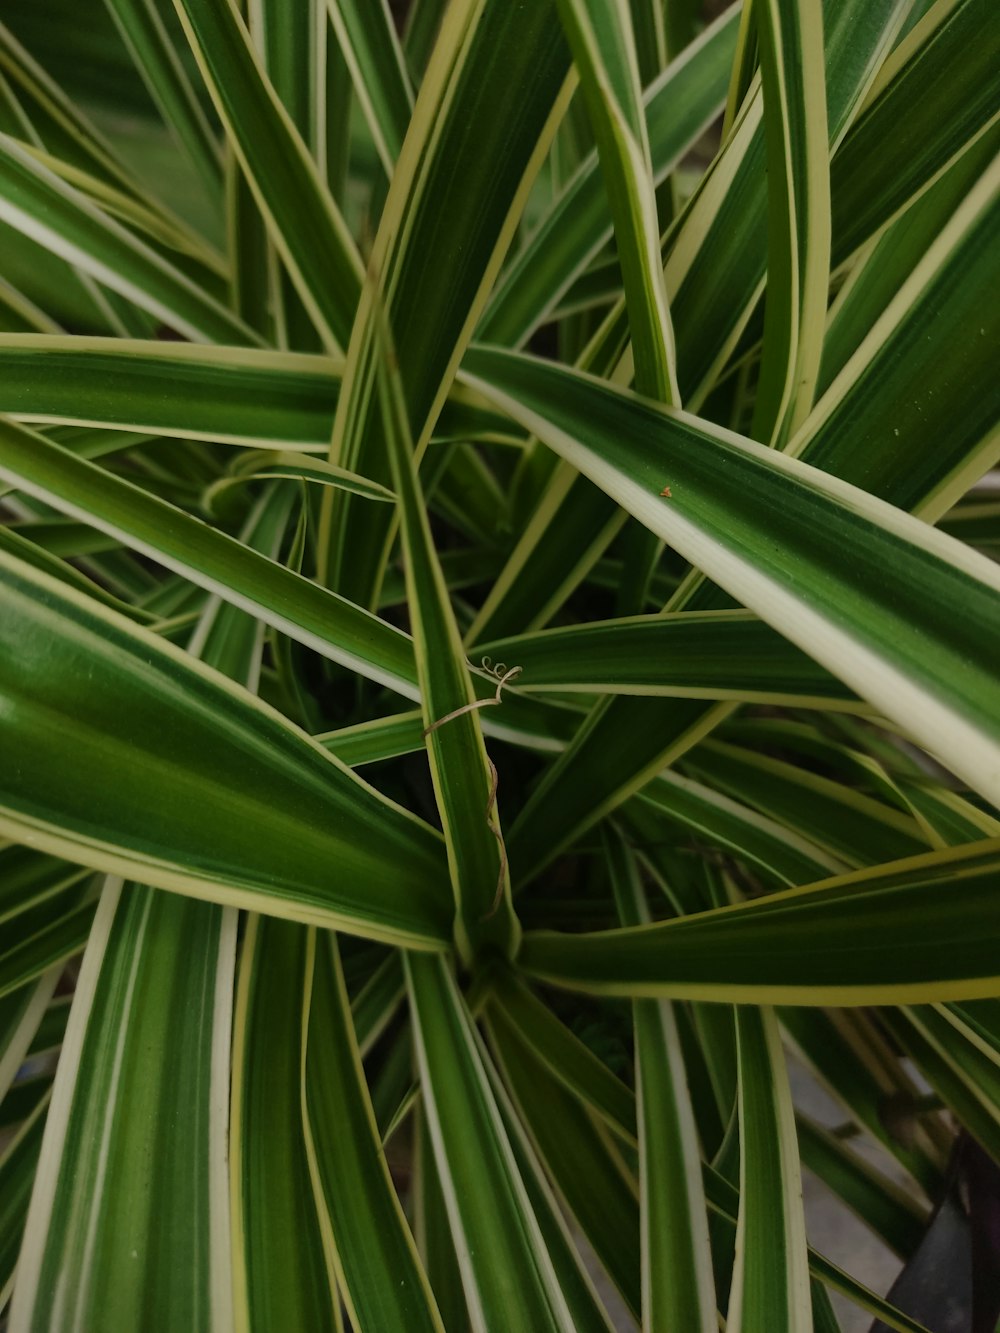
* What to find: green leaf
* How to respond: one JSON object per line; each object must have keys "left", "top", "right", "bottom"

{"left": 327, "top": 0, "right": 413, "bottom": 171}
{"left": 493, "top": 965, "right": 931, "bottom": 1333}
{"left": 729, "top": 1007, "right": 812, "bottom": 1333}
{"left": 633, "top": 768, "right": 843, "bottom": 888}
{"left": 795, "top": 1114, "right": 927, "bottom": 1258}
{"left": 170, "top": 0, "right": 363, "bottom": 351}
{"left": 478, "top": 4, "right": 740, "bottom": 347}
{"left": 829, "top": 0, "right": 1000, "bottom": 267}
{"left": 485, "top": 997, "right": 641, "bottom": 1317}
{"left": 780, "top": 1006, "right": 943, "bottom": 1195}
{"left": 460, "top": 5, "right": 991, "bottom": 877}
{"left": 0, "top": 333, "right": 519, "bottom": 448}
{"left": 464, "top": 347, "right": 1000, "bottom": 809}
{"left": 664, "top": 0, "right": 907, "bottom": 408}
{"left": 0, "top": 969, "right": 60, "bottom": 1104}
{"left": 249, "top": 0, "right": 324, "bottom": 152}
{"left": 819, "top": 119, "right": 1000, "bottom": 399}
{"left": 0, "top": 547, "right": 451, "bottom": 946}
{"left": 230, "top": 917, "right": 339, "bottom": 1330}
{"left": 319, "top": 0, "right": 573, "bottom": 605}
{"left": 103, "top": 0, "right": 223, "bottom": 192}
{"left": 303, "top": 932, "right": 443, "bottom": 1331}
{"left": 8, "top": 879, "right": 236, "bottom": 1332}
{"left": 554, "top": 0, "right": 680, "bottom": 404}
{"left": 0, "top": 896, "right": 95, "bottom": 1003}
{"left": 792, "top": 139, "right": 1000, "bottom": 522}
{"left": 520, "top": 839, "right": 1000, "bottom": 1004}
{"left": 751, "top": 0, "right": 830, "bottom": 443}
{"left": 480, "top": 1030, "right": 622, "bottom": 1332}
{"left": 0, "top": 416, "right": 421, "bottom": 698}
{"left": 405, "top": 951, "right": 577, "bottom": 1332}
{"left": 886, "top": 1005, "right": 1000, "bottom": 1163}
{"left": 0, "top": 1092, "right": 50, "bottom": 1306}
{"left": 22, "top": 143, "right": 226, "bottom": 276}
{"left": 458, "top": 0, "right": 922, "bottom": 868}
{"left": 0, "top": 135, "right": 254, "bottom": 343}
{"left": 490, "top": 968, "right": 636, "bottom": 1144}
{"left": 0, "top": 521, "right": 155, "bottom": 622}
{"left": 684, "top": 740, "right": 928, "bottom": 867}
{"left": 204, "top": 449, "right": 396, "bottom": 514}
{"left": 413, "top": 1108, "right": 468, "bottom": 1332}
{"left": 378, "top": 305, "right": 518, "bottom": 961}
{"left": 605, "top": 827, "right": 716, "bottom": 1332}
{"left": 474, "top": 609, "right": 862, "bottom": 708}
{"left": 317, "top": 710, "right": 427, "bottom": 766}
{"left": 0, "top": 18, "right": 159, "bottom": 203}
{"left": 246, "top": 0, "right": 327, "bottom": 352}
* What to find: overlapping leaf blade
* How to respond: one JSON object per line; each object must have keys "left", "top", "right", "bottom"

{"left": 0, "top": 547, "right": 450, "bottom": 944}
{"left": 521, "top": 840, "right": 1000, "bottom": 1003}
{"left": 465, "top": 347, "right": 1000, "bottom": 810}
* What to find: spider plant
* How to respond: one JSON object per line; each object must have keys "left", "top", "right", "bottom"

{"left": 0, "top": 0, "right": 999, "bottom": 1328}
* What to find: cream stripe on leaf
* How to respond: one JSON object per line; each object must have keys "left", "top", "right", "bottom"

{"left": 378, "top": 306, "right": 520, "bottom": 962}
{"left": 302, "top": 932, "right": 444, "bottom": 1331}
{"left": 0, "top": 135, "right": 256, "bottom": 345}
{"left": 170, "top": 0, "right": 363, "bottom": 352}
{"left": 729, "top": 1007, "right": 813, "bottom": 1333}
{"left": 520, "top": 839, "right": 1000, "bottom": 1005}
{"left": 319, "top": 0, "right": 573, "bottom": 606}
{"left": 0, "top": 543, "right": 452, "bottom": 947}
{"left": 6, "top": 518, "right": 300, "bottom": 1332}
{"left": 553, "top": 0, "right": 679, "bottom": 404}
{"left": 405, "top": 952, "right": 578, "bottom": 1333}
{"left": 751, "top": 0, "right": 830, "bottom": 444}
{"left": 605, "top": 828, "right": 716, "bottom": 1333}
{"left": 464, "top": 346, "right": 1000, "bottom": 808}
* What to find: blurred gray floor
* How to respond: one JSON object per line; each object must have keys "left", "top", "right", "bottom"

{"left": 588, "top": 1058, "right": 908, "bottom": 1332}
{"left": 792, "top": 1060, "right": 904, "bottom": 1333}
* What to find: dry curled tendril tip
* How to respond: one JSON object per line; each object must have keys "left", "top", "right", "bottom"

{"left": 421, "top": 657, "right": 522, "bottom": 738}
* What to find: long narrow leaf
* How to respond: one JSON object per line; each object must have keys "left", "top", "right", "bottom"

{"left": 8, "top": 878, "right": 238, "bottom": 1333}
{"left": 605, "top": 827, "right": 716, "bottom": 1332}
{"left": 751, "top": 0, "right": 830, "bottom": 443}
{"left": 378, "top": 304, "right": 518, "bottom": 960}
{"left": 319, "top": 0, "right": 572, "bottom": 604}
{"left": 104, "top": 0, "right": 222, "bottom": 191}
{"left": 464, "top": 347, "right": 1000, "bottom": 807}
{"left": 521, "top": 839, "right": 1000, "bottom": 1004}
{"left": 0, "top": 548, "right": 450, "bottom": 945}
{"left": 303, "top": 932, "right": 443, "bottom": 1331}
{"left": 554, "top": 0, "right": 679, "bottom": 404}
{"left": 230, "top": 916, "right": 339, "bottom": 1330}
{"left": 729, "top": 1007, "right": 812, "bottom": 1333}
{"left": 405, "top": 952, "right": 576, "bottom": 1332}
{"left": 0, "top": 134, "right": 253, "bottom": 343}
{"left": 170, "top": 0, "right": 362, "bottom": 351}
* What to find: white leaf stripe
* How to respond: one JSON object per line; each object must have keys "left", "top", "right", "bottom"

{"left": 462, "top": 350, "right": 1000, "bottom": 806}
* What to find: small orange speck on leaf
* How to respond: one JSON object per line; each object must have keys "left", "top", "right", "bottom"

{"left": 660, "top": 486, "right": 672, "bottom": 498}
